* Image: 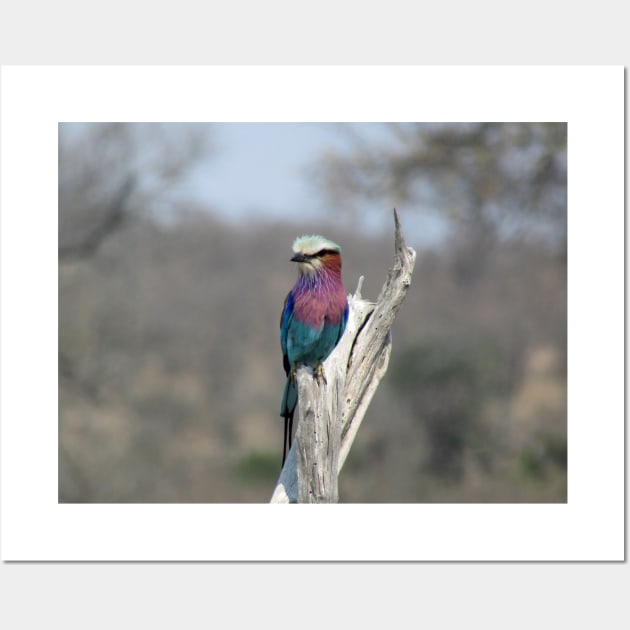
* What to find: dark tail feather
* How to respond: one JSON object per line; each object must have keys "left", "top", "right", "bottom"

{"left": 280, "top": 375, "right": 298, "bottom": 467}
{"left": 288, "top": 414, "right": 294, "bottom": 452}
{"left": 282, "top": 407, "right": 295, "bottom": 467}
{"left": 282, "top": 414, "right": 289, "bottom": 466}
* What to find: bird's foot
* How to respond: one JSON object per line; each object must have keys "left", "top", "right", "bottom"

{"left": 290, "top": 366, "right": 298, "bottom": 383}
{"left": 314, "top": 362, "right": 327, "bottom": 385}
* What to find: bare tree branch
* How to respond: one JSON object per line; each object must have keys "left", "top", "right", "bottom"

{"left": 59, "top": 175, "right": 136, "bottom": 262}
{"left": 271, "top": 209, "right": 416, "bottom": 503}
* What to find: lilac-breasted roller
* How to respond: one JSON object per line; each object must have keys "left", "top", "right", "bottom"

{"left": 280, "top": 235, "right": 349, "bottom": 466}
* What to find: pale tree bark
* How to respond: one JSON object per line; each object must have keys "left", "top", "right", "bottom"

{"left": 271, "top": 209, "right": 416, "bottom": 503}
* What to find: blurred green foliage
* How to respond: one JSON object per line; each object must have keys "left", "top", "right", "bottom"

{"left": 392, "top": 342, "right": 483, "bottom": 479}
{"left": 518, "top": 434, "right": 567, "bottom": 481}
{"left": 235, "top": 452, "right": 280, "bottom": 484}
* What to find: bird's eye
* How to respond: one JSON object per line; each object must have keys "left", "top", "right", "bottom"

{"left": 314, "top": 249, "right": 335, "bottom": 258}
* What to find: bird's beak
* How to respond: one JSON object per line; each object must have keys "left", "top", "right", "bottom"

{"left": 290, "top": 253, "right": 308, "bottom": 263}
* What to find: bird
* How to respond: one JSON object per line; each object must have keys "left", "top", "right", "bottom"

{"left": 279, "top": 234, "right": 349, "bottom": 466}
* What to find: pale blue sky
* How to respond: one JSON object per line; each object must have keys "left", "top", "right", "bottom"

{"left": 186, "top": 123, "right": 386, "bottom": 218}
{"left": 195, "top": 123, "right": 343, "bottom": 219}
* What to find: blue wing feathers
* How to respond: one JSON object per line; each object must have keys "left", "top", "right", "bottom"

{"left": 280, "top": 292, "right": 294, "bottom": 374}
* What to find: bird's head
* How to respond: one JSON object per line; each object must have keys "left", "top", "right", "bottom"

{"left": 291, "top": 235, "right": 342, "bottom": 276}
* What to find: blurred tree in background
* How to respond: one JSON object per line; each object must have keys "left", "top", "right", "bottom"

{"left": 59, "top": 123, "right": 210, "bottom": 258}
{"left": 59, "top": 122, "right": 566, "bottom": 503}
{"left": 318, "top": 122, "right": 566, "bottom": 280}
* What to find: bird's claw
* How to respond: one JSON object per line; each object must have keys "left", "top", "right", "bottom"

{"left": 314, "top": 362, "right": 327, "bottom": 384}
